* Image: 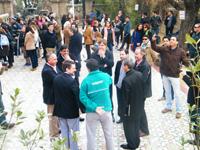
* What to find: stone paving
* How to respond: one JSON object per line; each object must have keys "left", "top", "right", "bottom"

{"left": 0, "top": 48, "right": 196, "bottom": 150}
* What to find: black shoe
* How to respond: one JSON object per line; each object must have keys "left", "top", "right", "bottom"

{"left": 116, "top": 119, "right": 123, "bottom": 124}
{"left": 79, "top": 117, "right": 84, "bottom": 122}
{"left": 120, "top": 144, "right": 135, "bottom": 150}
{"left": 8, "top": 64, "right": 13, "bottom": 68}
{"left": 1, "top": 122, "right": 15, "bottom": 130}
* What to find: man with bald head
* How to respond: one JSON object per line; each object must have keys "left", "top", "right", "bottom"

{"left": 41, "top": 53, "right": 60, "bottom": 141}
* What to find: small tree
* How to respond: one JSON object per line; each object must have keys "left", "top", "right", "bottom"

{"left": 181, "top": 34, "right": 200, "bottom": 149}
{"left": 19, "top": 110, "right": 45, "bottom": 150}
{"left": 0, "top": 88, "right": 25, "bottom": 150}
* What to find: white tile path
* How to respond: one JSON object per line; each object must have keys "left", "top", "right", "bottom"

{"left": 0, "top": 47, "right": 196, "bottom": 150}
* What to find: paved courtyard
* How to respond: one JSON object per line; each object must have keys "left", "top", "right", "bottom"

{"left": 0, "top": 48, "right": 196, "bottom": 150}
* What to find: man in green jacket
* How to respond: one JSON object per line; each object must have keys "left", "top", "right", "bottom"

{"left": 80, "top": 58, "right": 114, "bottom": 150}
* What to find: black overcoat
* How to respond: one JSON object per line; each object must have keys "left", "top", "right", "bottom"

{"left": 121, "top": 69, "right": 145, "bottom": 120}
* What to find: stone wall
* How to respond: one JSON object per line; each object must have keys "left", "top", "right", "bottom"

{"left": 0, "top": 0, "right": 13, "bottom": 16}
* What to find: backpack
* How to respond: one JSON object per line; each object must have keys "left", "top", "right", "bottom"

{"left": 0, "top": 34, "right": 10, "bottom": 57}
{"left": 0, "top": 34, "right": 9, "bottom": 47}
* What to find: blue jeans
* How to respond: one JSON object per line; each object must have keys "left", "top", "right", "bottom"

{"left": 58, "top": 117, "right": 79, "bottom": 150}
{"left": 163, "top": 75, "right": 181, "bottom": 112}
{"left": 107, "top": 42, "right": 113, "bottom": 51}
{"left": 26, "top": 50, "right": 38, "bottom": 68}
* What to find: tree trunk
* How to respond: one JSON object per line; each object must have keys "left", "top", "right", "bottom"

{"left": 179, "top": 8, "right": 198, "bottom": 48}
{"left": 178, "top": 1, "right": 199, "bottom": 48}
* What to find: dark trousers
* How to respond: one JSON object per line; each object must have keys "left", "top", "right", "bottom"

{"left": 166, "top": 26, "right": 174, "bottom": 36}
{"left": 123, "top": 117, "right": 140, "bottom": 149}
{"left": 116, "top": 87, "right": 124, "bottom": 118}
{"left": 0, "top": 94, "right": 6, "bottom": 125}
{"left": 86, "top": 45, "right": 91, "bottom": 59}
{"left": 8, "top": 45, "right": 14, "bottom": 66}
{"left": 120, "top": 29, "right": 124, "bottom": 42}
{"left": 120, "top": 34, "right": 130, "bottom": 50}
{"left": 115, "top": 32, "right": 120, "bottom": 46}
{"left": 26, "top": 50, "right": 38, "bottom": 68}
{"left": 109, "top": 84, "right": 114, "bottom": 118}
{"left": 140, "top": 101, "right": 149, "bottom": 134}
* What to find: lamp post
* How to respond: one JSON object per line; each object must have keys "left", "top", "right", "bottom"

{"left": 72, "top": 0, "right": 75, "bottom": 19}
{"left": 82, "top": 0, "right": 85, "bottom": 28}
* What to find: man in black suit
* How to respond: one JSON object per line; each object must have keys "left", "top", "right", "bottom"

{"left": 114, "top": 49, "right": 128, "bottom": 123}
{"left": 121, "top": 58, "right": 145, "bottom": 150}
{"left": 134, "top": 47, "right": 151, "bottom": 137}
{"left": 41, "top": 53, "right": 60, "bottom": 141}
{"left": 53, "top": 60, "right": 80, "bottom": 149}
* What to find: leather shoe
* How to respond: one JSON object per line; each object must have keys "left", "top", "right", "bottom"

{"left": 79, "top": 117, "right": 85, "bottom": 122}
{"left": 120, "top": 144, "right": 135, "bottom": 150}
{"left": 161, "top": 108, "right": 172, "bottom": 113}
{"left": 175, "top": 112, "right": 181, "bottom": 119}
{"left": 116, "top": 119, "right": 123, "bottom": 124}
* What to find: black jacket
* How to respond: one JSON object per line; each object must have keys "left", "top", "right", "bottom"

{"left": 183, "top": 72, "right": 200, "bottom": 107}
{"left": 69, "top": 32, "right": 82, "bottom": 60}
{"left": 42, "top": 64, "right": 60, "bottom": 105}
{"left": 122, "top": 69, "right": 145, "bottom": 120}
{"left": 53, "top": 73, "right": 79, "bottom": 119}
{"left": 91, "top": 49, "right": 114, "bottom": 76}
{"left": 114, "top": 60, "right": 122, "bottom": 85}
{"left": 134, "top": 58, "right": 152, "bottom": 98}
{"left": 43, "top": 31, "right": 57, "bottom": 48}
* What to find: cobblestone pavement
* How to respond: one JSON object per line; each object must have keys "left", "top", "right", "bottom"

{"left": 0, "top": 48, "right": 196, "bottom": 150}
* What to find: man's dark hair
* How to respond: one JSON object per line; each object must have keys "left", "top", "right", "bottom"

{"left": 62, "top": 60, "right": 75, "bottom": 72}
{"left": 153, "top": 10, "right": 158, "bottom": 14}
{"left": 86, "top": 59, "right": 99, "bottom": 72}
{"left": 170, "top": 35, "right": 178, "bottom": 41}
{"left": 47, "top": 22, "right": 53, "bottom": 27}
{"left": 60, "top": 45, "right": 68, "bottom": 52}
{"left": 123, "top": 58, "right": 134, "bottom": 69}
{"left": 162, "top": 36, "right": 170, "bottom": 40}
{"left": 120, "top": 48, "right": 129, "bottom": 55}
{"left": 143, "top": 12, "right": 148, "bottom": 16}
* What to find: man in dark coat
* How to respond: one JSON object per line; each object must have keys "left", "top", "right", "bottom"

{"left": 69, "top": 25, "right": 82, "bottom": 77}
{"left": 120, "top": 58, "right": 145, "bottom": 150}
{"left": 114, "top": 49, "right": 129, "bottom": 123}
{"left": 91, "top": 39, "right": 114, "bottom": 76}
{"left": 152, "top": 35, "right": 189, "bottom": 118}
{"left": 164, "top": 10, "right": 176, "bottom": 36}
{"left": 53, "top": 60, "right": 80, "bottom": 149}
{"left": 43, "top": 22, "right": 57, "bottom": 55}
{"left": 41, "top": 53, "right": 60, "bottom": 140}
{"left": 134, "top": 47, "right": 151, "bottom": 137}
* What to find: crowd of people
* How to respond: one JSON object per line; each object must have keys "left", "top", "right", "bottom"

{"left": 0, "top": 8, "right": 200, "bottom": 150}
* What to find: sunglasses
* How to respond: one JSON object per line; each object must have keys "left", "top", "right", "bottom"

{"left": 143, "top": 38, "right": 148, "bottom": 40}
